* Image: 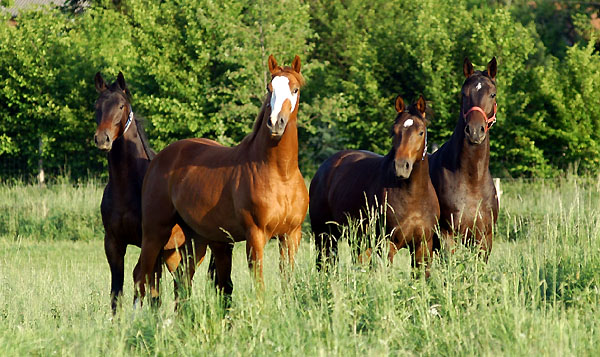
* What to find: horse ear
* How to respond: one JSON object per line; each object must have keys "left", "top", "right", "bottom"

{"left": 395, "top": 95, "right": 405, "bottom": 113}
{"left": 416, "top": 95, "right": 426, "bottom": 117}
{"left": 268, "top": 55, "right": 279, "bottom": 75}
{"left": 117, "top": 71, "right": 127, "bottom": 91}
{"left": 291, "top": 55, "right": 301, "bottom": 73}
{"left": 487, "top": 57, "right": 497, "bottom": 80}
{"left": 95, "top": 72, "right": 107, "bottom": 93}
{"left": 463, "top": 57, "right": 474, "bottom": 78}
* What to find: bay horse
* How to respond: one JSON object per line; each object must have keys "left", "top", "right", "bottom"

{"left": 309, "top": 95, "right": 440, "bottom": 276}
{"left": 133, "top": 55, "right": 309, "bottom": 303}
{"left": 428, "top": 57, "right": 499, "bottom": 260}
{"left": 93, "top": 72, "right": 196, "bottom": 313}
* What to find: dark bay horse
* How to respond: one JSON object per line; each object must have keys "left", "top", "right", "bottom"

{"left": 93, "top": 72, "right": 195, "bottom": 312}
{"left": 428, "top": 57, "right": 499, "bottom": 260}
{"left": 309, "top": 95, "right": 440, "bottom": 275}
{"left": 133, "top": 55, "right": 309, "bottom": 302}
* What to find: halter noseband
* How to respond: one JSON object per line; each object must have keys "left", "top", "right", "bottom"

{"left": 463, "top": 102, "right": 497, "bottom": 132}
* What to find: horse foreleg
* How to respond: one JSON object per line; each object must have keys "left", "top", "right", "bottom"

{"left": 410, "top": 237, "right": 433, "bottom": 278}
{"left": 246, "top": 227, "right": 267, "bottom": 289}
{"left": 104, "top": 235, "right": 126, "bottom": 314}
{"left": 278, "top": 228, "right": 301, "bottom": 274}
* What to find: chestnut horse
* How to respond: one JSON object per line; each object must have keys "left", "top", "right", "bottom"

{"left": 310, "top": 96, "right": 440, "bottom": 275}
{"left": 428, "top": 57, "right": 499, "bottom": 260}
{"left": 94, "top": 72, "right": 194, "bottom": 312}
{"left": 133, "top": 55, "right": 309, "bottom": 302}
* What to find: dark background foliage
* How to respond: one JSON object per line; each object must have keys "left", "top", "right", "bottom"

{"left": 1, "top": 0, "right": 600, "bottom": 180}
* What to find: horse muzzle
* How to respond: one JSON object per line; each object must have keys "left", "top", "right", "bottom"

{"left": 464, "top": 122, "right": 486, "bottom": 144}
{"left": 94, "top": 131, "right": 113, "bottom": 151}
{"left": 394, "top": 159, "right": 413, "bottom": 179}
{"left": 267, "top": 115, "right": 288, "bottom": 140}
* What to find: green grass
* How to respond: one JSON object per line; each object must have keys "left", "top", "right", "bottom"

{"left": 0, "top": 177, "right": 599, "bottom": 355}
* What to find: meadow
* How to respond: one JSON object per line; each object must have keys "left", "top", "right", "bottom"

{"left": 0, "top": 177, "right": 599, "bottom": 356}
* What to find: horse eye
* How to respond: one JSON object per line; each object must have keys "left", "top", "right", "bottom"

{"left": 491, "top": 93, "right": 496, "bottom": 98}
{"left": 419, "top": 131, "right": 424, "bottom": 136}
{"left": 120, "top": 105, "right": 124, "bottom": 109}
{"left": 293, "top": 88, "right": 299, "bottom": 94}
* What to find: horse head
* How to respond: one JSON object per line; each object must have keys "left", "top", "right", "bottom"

{"left": 390, "top": 95, "right": 428, "bottom": 179}
{"left": 93, "top": 72, "right": 133, "bottom": 151}
{"left": 265, "top": 55, "right": 304, "bottom": 140}
{"left": 461, "top": 57, "right": 497, "bottom": 145}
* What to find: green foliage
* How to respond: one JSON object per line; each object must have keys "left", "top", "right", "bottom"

{"left": 1, "top": 0, "right": 600, "bottom": 178}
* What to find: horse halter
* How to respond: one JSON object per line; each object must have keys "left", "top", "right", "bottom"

{"left": 463, "top": 102, "right": 497, "bottom": 132}
{"left": 422, "top": 130, "right": 427, "bottom": 161}
{"left": 118, "top": 104, "right": 134, "bottom": 138}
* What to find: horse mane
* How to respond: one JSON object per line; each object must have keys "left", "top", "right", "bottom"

{"left": 240, "top": 67, "right": 305, "bottom": 146}
{"left": 133, "top": 115, "right": 156, "bottom": 160}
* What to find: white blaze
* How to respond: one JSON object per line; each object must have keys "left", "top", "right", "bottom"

{"left": 476, "top": 82, "right": 482, "bottom": 91}
{"left": 270, "top": 76, "right": 298, "bottom": 126}
{"left": 403, "top": 119, "right": 414, "bottom": 127}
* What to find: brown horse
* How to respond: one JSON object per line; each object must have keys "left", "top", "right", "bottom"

{"left": 93, "top": 72, "right": 193, "bottom": 312}
{"left": 428, "top": 57, "right": 499, "bottom": 260}
{"left": 309, "top": 95, "right": 440, "bottom": 275}
{"left": 133, "top": 55, "right": 309, "bottom": 302}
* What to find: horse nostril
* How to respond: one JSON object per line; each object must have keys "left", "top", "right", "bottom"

{"left": 480, "top": 125, "right": 485, "bottom": 133}
{"left": 405, "top": 162, "right": 409, "bottom": 170}
{"left": 279, "top": 117, "right": 285, "bottom": 126}
{"left": 94, "top": 135, "right": 98, "bottom": 145}
{"left": 465, "top": 125, "right": 470, "bottom": 135}
{"left": 105, "top": 134, "right": 110, "bottom": 143}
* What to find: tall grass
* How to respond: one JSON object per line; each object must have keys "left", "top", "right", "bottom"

{"left": 0, "top": 180, "right": 103, "bottom": 241}
{"left": 0, "top": 177, "right": 599, "bottom": 355}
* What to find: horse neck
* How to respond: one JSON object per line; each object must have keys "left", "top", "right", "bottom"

{"left": 448, "top": 116, "right": 491, "bottom": 182}
{"left": 107, "top": 119, "right": 151, "bottom": 187}
{"left": 249, "top": 111, "right": 300, "bottom": 177}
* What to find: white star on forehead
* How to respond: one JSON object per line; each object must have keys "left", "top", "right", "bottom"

{"left": 476, "top": 82, "right": 482, "bottom": 91}
{"left": 403, "top": 119, "right": 414, "bottom": 127}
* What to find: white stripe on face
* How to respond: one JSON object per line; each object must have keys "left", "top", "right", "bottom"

{"left": 476, "top": 82, "right": 482, "bottom": 91}
{"left": 270, "top": 76, "right": 298, "bottom": 126}
{"left": 403, "top": 119, "right": 414, "bottom": 127}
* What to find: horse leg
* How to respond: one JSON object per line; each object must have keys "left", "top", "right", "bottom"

{"left": 410, "top": 237, "right": 433, "bottom": 278}
{"left": 478, "top": 231, "right": 493, "bottom": 262}
{"left": 246, "top": 227, "right": 267, "bottom": 289}
{"left": 104, "top": 234, "right": 126, "bottom": 314}
{"left": 314, "top": 229, "right": 339, "bottom": 271}
{"left": 278, "top": 228, "right": 301, "bottom": 274}
{"left": 133, "top": 224, "right": 173, "bottom": 306}
{"left": 209, "top": 242, "right": 234, "bottom": 309}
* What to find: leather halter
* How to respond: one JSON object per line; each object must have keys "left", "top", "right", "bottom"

{"left": 119, "top": 104, "right": 134, "bottom": 138}
{"left": 463, "top": 102, "right": 497, "bottom": 132}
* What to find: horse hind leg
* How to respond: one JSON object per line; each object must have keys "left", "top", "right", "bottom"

{"left": 104, "top": 235, "right": 126, "bottom": 314}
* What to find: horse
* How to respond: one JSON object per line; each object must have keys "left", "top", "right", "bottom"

{"left": 93, "top": 72, "right": 197, "bottom": 313}
{"left": 309, "top": 95, "right": 440, "bottom": 276}
{"left": 428, "top": 57, "right": 499, "bottom": 260}
{"left": 133, "top": 55, "right": 309, "bottom": 303}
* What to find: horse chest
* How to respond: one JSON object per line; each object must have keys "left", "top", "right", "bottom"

{"left": 440, "top": 179, "right": 495, "bottom": 233}
{"left": 248, "top": 175, "right": 308, "bottom": 234}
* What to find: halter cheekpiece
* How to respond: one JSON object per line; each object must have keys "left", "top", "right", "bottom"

{"left": 123, "top": 106, "right": 133, "bottom": 135}
{"left": 463, "top": 102, "right": 497, "bottom": 132}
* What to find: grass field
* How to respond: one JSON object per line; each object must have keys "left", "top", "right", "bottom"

{"left": 0, "top": 177, "right": 599, "bottom": 356}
